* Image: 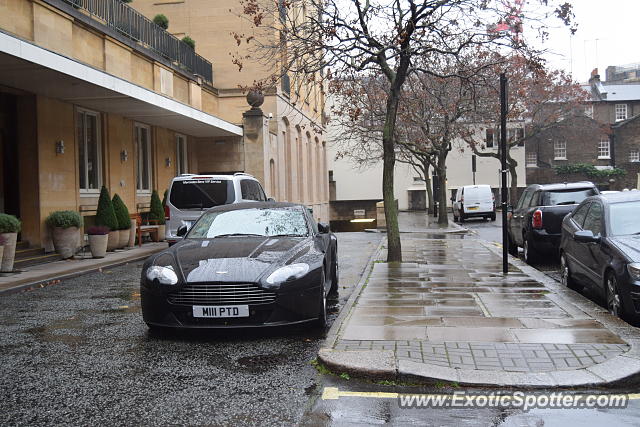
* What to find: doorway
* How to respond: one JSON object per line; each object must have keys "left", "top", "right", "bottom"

{"left": 0, "top": 92, "right": 19, "bottom": 217}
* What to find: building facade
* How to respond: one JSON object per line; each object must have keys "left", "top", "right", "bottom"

{"left": 131, "top": 0, "right": 330, "bottom": 221}
{"left": 0, "top": 0, "right": 271, "bottom": 251}
{"left": 525, "top": 69, "right": 640, "bottom": 190}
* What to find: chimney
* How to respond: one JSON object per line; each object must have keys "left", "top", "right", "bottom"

{"left": 589, "top": 68, "right": 600, "bottom": 84}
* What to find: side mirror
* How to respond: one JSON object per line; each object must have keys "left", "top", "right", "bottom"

{"left": 574, "top": 230, "right": 600, "bottom": 244}
{"left": 318, "top": 222, "right": 330, "bottom": 234}
{"left": 267, "top": 197, "right": 275, "bottom": 202}
{"left": 176, "top": 225, "right": 188, "bottom": 237}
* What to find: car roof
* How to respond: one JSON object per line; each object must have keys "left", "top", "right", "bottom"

{"left": 593, "top": 191, "right": 640, "bottom": 204}
{"left": 528, "top": 182, "right": 596, "bottom": 191}
{"left": 171, "top": 173, "right": 256, "bottom": 181}
{"left": 203, "top": 201, "right": 305, "bottom": 213}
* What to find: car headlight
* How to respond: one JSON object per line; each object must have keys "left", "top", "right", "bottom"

{"left": 266, "top": 263, "right": 309, "bottom": 285}
{"left": 628, "top": 263, "right": 640, "bottom": 281}
{"left": 146, "top": 265, "right": 178, "bottom": 285}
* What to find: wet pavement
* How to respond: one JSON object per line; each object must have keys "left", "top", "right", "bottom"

{"left": 0, "top": 232, "right": 381, "bottom": 425}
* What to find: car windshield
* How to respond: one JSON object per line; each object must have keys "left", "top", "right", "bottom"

{"left": 187, "top": 208, "right": 309, "bottom": 238}
{"left": 609, "top": 201, "right": 640, "bottom": 236}
{"left": 169, "top": 179, "right": 235, "bottom": 210}
{"left": 542, "top": 189, "right": 596, "bottom": 206}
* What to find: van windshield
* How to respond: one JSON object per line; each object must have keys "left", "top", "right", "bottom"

{"left": 169, "top": 179, "right": 235, "bottom": 210}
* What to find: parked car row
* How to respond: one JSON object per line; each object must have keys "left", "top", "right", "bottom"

{"left": 141, "top": 173, "right": 339, "bottom": 331}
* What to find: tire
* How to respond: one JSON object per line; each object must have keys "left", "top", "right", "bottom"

{"left": 507, "top": 233, "right": 518, "bottom": 257}
{"left": 329, "top": 253, "right": 339, "bottom": 296}
{"left": 315, "top": 270, "right": 328, "bottom": 329}
{"left": 523, "top": 234, "right": 538, "bottom": 265}
{"left": 146, "top": 323, "right": 168, "bottom": 334}
{"left": 459, "top": 213, "right": 465, "bottom": 223}
{"left": 606, "top": 272, "right": 627, "bottom": 321}
{"left": 560, "top": 253, "right": 582, "bottom": 290}
{"left": 490, "top": 213, "right": 496, "bottom": 221}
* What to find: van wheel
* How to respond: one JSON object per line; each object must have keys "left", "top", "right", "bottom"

{"left": 453, "top": 210, "right": 459, "bottom": 222}
{"left": 459, "top": 214, "right": 465, "bottom": 223}
{"left": 490, "top": 213, "right": 496, "bottom": 221}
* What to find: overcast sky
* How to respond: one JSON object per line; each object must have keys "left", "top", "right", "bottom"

{"left": 540, "top": 0, "right": 640, "bottom": 83}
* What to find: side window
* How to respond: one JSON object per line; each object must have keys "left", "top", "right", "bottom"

{"left": 582, "top": 203, "right": 604, "bottom": 236}
{"left": 241, "top": 180, "right": 266, "bottom": 201}
{"left": 529, "top": 192, "right": 540, "bottom": 208}
{"left": 571, "top": 203, "right": 590, "bottom": 228}
{"left": 516, "top": 190, "right": 530, "bottom": 210}
{"left": 520, "top": 191, "right": 534, "bottom": 210}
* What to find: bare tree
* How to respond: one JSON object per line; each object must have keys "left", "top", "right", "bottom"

{"left": 234, "top": 0, "right": 575, "bottom": 261}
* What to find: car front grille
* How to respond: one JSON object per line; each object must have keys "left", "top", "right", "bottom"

{"left": 167, "top": 282, "right": 276, "bottom": 306}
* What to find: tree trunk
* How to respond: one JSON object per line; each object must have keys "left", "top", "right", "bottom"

{"left": 383, "top": 93, "right": 402, "bottom": 262}
{"left": 423, "top": 161, "right": 433, "bottom": 215}
{"left": 437, "top": 154, "right": 449, "bottom": 225}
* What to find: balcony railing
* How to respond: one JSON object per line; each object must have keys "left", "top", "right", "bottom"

{"left": 61, "top": 0, "right": 213, "bottom": 84}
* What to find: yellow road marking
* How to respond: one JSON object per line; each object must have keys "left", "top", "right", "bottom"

{"left": 322, "top": 387, "right": 640, "bottom": 401}
{"left": 493, "top": 242, "right": 503, "bottom": 248}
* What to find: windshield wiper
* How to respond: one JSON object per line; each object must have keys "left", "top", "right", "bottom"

{"left": 214, "top": 233, "right": 265, "bottom": 238}
{"left": 555, "top": 201, "right": 576, "bottom": 205}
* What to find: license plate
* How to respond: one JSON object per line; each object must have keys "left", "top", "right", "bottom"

{"left": 467, "top": 206, "right": 479, "bottom": 211}
{"left": 192, "top": 305, "right": 249, "bottom": 318}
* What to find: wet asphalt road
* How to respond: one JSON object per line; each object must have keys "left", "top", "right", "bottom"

{"left": 0, "top": 232, "right": 381, "bottom": 426}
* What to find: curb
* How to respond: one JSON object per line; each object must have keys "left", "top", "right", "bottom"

{"left": 318, "top": 236, "right": 640, "bottom": 388}
{"left": 0, "top": 247, "right": 165, "bottom": 296}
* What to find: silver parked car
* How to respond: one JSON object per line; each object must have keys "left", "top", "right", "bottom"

{"left": 164, "top": 173, "right": 269, "bottom": 245}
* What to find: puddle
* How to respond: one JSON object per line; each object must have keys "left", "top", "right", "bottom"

{"left": 236, "top": 352, "right": 290, "bottom": 372}
{"left": 26, "top": 325, "right": 86, "bottom": 346}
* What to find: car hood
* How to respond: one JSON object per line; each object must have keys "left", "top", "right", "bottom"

{"left": 610, "top": 236, "right": 640, "bottom": 263}
{"left": 173, "top": 237, "right": 310, "bottom": 283}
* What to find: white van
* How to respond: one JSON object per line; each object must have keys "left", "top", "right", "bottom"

{"left": 164, "top": 173, "right": 269, "bottom": 244}
{"left": 452, "top": 185, "right": 496, "bottom": 222}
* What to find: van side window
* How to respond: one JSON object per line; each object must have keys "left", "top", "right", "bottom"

{"left": 241, "top": 180, "right": 266, "bottom": 201}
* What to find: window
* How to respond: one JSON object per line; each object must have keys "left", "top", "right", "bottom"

{"left": 240, "top": 179, "right": 266, "bottom": 201}
{"left": 615, "top": 104, "right": 627, "bottom": 121}
{"left": 176, "top": 134, "right": 188, "bottom": 175}
{"left": 413, "top": 176, "right": 424, "bottom": 183}
{"left": 554, "top": 141, "right": 567, "bottom": 160}
{"left": 507, "top": 127, "right": 525, "bottom": 146}
{"left": 485, "top": 128, "right": 494, "bottom": 148}
{"left": 630, "top": 149, "right": 640, "bottom": 163}
{"left": 526, "top": 152, "right": 537, "bottom": 167}
{"left": 571, "top": 202, "right": 590, "bottom": 228}
{"left": 582, "top": 203, "right": 603, "bottom": 237}
{"left": 77, "top": 109, "right": 102, "bottom": 192}
{"left": 584, "top": 104, "right": 593, "bottom": 119}
{"left": 598, "top": 138, "right": 610, "bottom": 159}
{"left": 135, "top": 124, "right": 152, "bottom": 192}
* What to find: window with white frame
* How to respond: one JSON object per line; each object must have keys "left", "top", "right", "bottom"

{"left": 554, "top": 141, "right": 567, "bottom": 160}
{"left": 615, "top": 104, "right": 628, "bottom": 121}
{"left": 526, "top": 152, "right": 537, "bottom": 167}
{"left": 77, "top": 109, "right": 102, "bottom": 192}
{"left": 485, "top": 128, "right": 495, "bottom": 148}
{"left": 135, "top": 124, "right": 152, "bottom": 192}
{"left": 598, "top": 138, "right": 610, "bottom": 159}
{"left": 176, "top": 134, "right": 188, "bottom": 175}
{"left": 630, "top": 149, "right": 640, "bottom": 163}
{"left": 584, "top": 104, "right": 593, "bottom": 119}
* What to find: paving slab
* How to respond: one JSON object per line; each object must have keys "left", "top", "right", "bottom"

{"left": 318, "top": 222, "right": 640, "bottom": 388}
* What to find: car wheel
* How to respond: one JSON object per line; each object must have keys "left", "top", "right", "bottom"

{"left": 490, "top": 213, "right": 496, "bottom": 221}
{"left": 523, "top": 235, "right": 538, "bottom": 265}
{"left": 606, "top": 272, "right": 626, "bottom": 320}
{"left": 459, "top": 213, "right": 465, "bottom": 223}
{"left": 329, "top": 255, "right": 339, "bottom": 296}
{"left": 560, "top": 253, "right": 582, "bottom": 290}
{"left": 453, "top": 211, "right": 458, "bottom": 222}
{"left": 315, "top": 270, "right": 328, "bottom": 329}
{"left": 507, "top": 233, "right": 518, "bottom": 257}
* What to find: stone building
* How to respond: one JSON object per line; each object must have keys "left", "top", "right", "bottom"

{"left": 525, "top": 69, "right": 640, "bottom": 190}
{"left": 131, "top": 0, "right": 329, "bottom": 221}
{"left": 0, "top": 0, "right": 319, "bottom": 255}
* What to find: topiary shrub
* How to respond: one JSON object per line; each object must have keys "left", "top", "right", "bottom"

{"left": 162, "top": 189, "right": 168, "bottom": 207}
{"left": 112, "top": 194, "right": 131, "bottom": 230}
{"left": 153, "top": 14, "right": 169, "bottom": 30}
{"left": 181, "top": 36, "right": 195, "bottom": 49}
{"left": 45, "top": 211, "right": 83, "bottom": 229}
{"left": 0, "top": 213, "right": 21, "bottom": 233}
{"left": 95, "top": 186, "right": 119, "bottom": 231}
{"left": 150, "top": 190, "right": 165, "bottom": 225}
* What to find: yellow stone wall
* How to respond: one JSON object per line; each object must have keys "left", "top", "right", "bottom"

{"left": 0, "top": 0, "right": 33, "bottom": 40}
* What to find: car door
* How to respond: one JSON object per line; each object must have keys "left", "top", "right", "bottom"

{"left": 578, "top": 202, "right": 607, "bottom": 289}
{"left": 563, "top": 201, "right": 591, "bottom": 282}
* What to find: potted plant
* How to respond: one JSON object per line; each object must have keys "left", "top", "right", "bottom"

{"left": 96, "top": 186, "right": 120, "bottom": 251}
{"left": 112, "top": 194, "right": 131, "bottom": 249}
{"left": 45, "top": 211, "right": 83, "bottom": 259}
{"left": 0, "top": 213, "right": 21, "bottom": 272}
{"left": 0, "top": 235, "right": 5, "bottom": 269}
{"left": 86, "top": 226, "right": 109, "bottom": 258}
{"left": 150, "top": 190, "right": 166, "bottom": 241}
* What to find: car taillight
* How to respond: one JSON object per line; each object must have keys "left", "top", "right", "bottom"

{"left": 164, "top": 205, "right": 170, "bottom": 221}
{"left": 532, "top": 209, "right": 543, "bottom": 229}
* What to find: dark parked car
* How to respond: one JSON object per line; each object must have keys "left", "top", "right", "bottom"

{"left": 560, "top": 191, "right": 640, "bottom": 323}
{"left": 507, "top": 182, "right": 599, "bottom": 264}
{"left": 141, "top": 202, "right": 338, "bottom": 329}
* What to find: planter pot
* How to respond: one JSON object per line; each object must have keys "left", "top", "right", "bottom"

{"left": 0, "top": 246, "right": 4, "bottom": 269}
{"left": 128, "top": 220, "right": 136, "bottom": 247}
{"left": 0, "top": 232, "right": 17, "bottom": 272}
{"left": 51, "top": 226, "right": 79, "bottom": 259}
{"left": 118, "top": 229, "right": 129, "bottom": 248}
{"left": 158, "top": 225, "right": 165, "bottom": 241}
{"left": 107, "top": 231, "right": 120, "bottom": 251}
{"left": 88, "top": 234, "right": 108, "bottom": 258}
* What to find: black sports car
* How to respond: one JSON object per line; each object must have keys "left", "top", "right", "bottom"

{"left": 140, "top": 202, "right": 338, "bottom": 329}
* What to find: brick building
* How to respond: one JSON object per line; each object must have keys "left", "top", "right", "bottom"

{"left": 526, "top": 68, "right": 640, "bottom": 190}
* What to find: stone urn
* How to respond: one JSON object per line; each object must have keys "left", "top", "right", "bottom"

{"left": 88, "top": 234, "right": 108, "bottom": 258}
{"left": 246, "top": 90, "right": 264, "bottom": 110}
{"left": 107, "top": 230, "right": 120, "bottom": 251}
{"left": 128, "top": 219, "right": 137, "bottom": 247}
{"left": 51, "top": 226, "right": 80, "bottom": 259}
{"left": 0, "top": 245, "right": 4, "bottom": 270}
{"left": 0, "top": 232, "right": 17, "bottom": 272}
{"left": 118, "top": 229, "right": 129, "bottom": 249}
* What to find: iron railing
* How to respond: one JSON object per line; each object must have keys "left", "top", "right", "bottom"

{"left": 61, "top": 0, "right": 213, "bottom": 84}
